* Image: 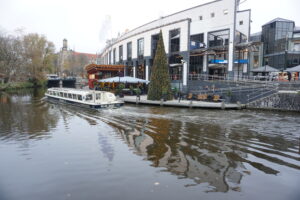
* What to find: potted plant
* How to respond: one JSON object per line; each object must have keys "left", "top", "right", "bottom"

{"left": 129, "top": 85, "right": 134, "bottom": 95}
{"left": 162, "top": 87, "right": 168, "bottom": 101}
{"left": 134, "top": 87, "right": 141, "bottom": 100}
{"left": 225, "top": 89, "right": 232, "bottom": 103}
{"left": 117, "top": 83, "right": 125, "bottom": 97}
{"left": 173, "top": 87, "right": 179, "bottom": 100}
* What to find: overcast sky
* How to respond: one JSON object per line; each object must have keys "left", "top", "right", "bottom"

{"left": 0, "top": 0, "right": 299, "bottom": 54}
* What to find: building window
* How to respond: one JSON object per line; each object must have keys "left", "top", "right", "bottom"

{"left": 113, "top": 48, "right": 116, "bottom": 64}
{"left": 190, "top": 33, "right": 205, "bottom": 50}
{"left": 239, "top": 20, "right": 243, "bottom": 25}
{"left": 199, "top": 16, "right": 203, "bottom": 20}
{"left": 211, "top": 12, "right": 215, "bottom": 18}
{"left": 169, "top": 54, "right": 183, "bottom": 80}
{"left": 170, "top": 29, "right": 180, "bottom": 53}
{"left": 151, "top": 34, "right": 159, "bottom": 58}
{"left": 293, "top": 58, "right": 298, "bottom": 64}
{"left": 109, "top": 50, "right": 112, "bottom": 64}
{"left": 189, "top": 55, "right": 203, "bottom": 76}
{"left": 208, "top": 29, "right": 229, "bottom": 47}
{"left": 294, "top": 43, "right": 300, "bottom": 51}
{"left": 127, "top": 42, "right": 132, "bottom": 60}
{"left": 223, "top": 9, "right": 228, "bottom": 15}
{"left": 119, "top": 45, "right": 123, "bottom": 62}
{"left": 137, "top": 38, "right": 144, "bottom": 58}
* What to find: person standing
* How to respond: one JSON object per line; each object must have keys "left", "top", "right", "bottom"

{"left": 287, "top": 72, "right": 292, "bottom": 82}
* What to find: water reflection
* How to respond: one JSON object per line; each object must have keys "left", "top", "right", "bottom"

{"left": 0, "top": 89, "right": 59, "bottom": 142}
{"left": 0, "top": 90, "right": 299, "bottom": 196}
{"left": 98, "top": 106, "right": 300, "bottom": 192}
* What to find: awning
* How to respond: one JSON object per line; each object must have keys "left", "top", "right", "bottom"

{"left": 251, "top": 65, "right": 279, "bottom": 72}
{"left": 169, "top": 63, "right": 182, "bottom": 67}
{"left": 285, "top": 65, "right": 300, "bottom": 72}
{"left": 98, "top": 76, "right": 149, "bottom": 84}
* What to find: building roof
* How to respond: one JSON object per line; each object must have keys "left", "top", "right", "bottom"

{"left": 85, "top": 64, "right": 125, "bottom": 73}
{"left": 120, "top": 0, "right": 220, "bottom": 38}
{"left": 263, "top": 18, "right": 294, "bottom": 26}
{"left": 73, "top": 52, "right": 97, "bottom": 59}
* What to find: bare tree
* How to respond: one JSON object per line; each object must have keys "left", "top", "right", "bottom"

{"left": 0, "top": 32, "right": 23, "bottom": 83}
{"left": 22, "top": 33, "right": 55, "bottom": 83}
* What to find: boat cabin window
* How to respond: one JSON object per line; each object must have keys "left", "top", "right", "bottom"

{"left": 64, "top": 93, "right": 67, "bottom": 98}
{"left": 78, "top": 95, "right": 82, "bottom": 101}
{"left": 96, "top": 93, "right": 101, "bottom": 100}
{"left": 68, "top": 94, "right": 72, "bottom": 98}
{"left": 72, "top": 94, "right": 77, "bottom": 99}
{"left": 86, "top": 94, "right": 93, "bottom": 101}
{"left": 60, "top": 92, "right": 63, "bottom": 97}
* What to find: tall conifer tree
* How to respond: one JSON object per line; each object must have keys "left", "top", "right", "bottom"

{"left": 147, "top": 30, "right": 172, "bottom": 100}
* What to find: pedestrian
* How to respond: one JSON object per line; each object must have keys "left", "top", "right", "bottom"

{"left": 287, "top": 72, "right": 292, "bottom": 82}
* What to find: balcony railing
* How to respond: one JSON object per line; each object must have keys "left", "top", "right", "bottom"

{"left": 170, "top": 74, "right": 183, "bottom": 81}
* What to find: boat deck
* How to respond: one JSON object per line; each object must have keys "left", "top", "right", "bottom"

{"left": 122, "top": 95, "right": 243, "bottom": 109}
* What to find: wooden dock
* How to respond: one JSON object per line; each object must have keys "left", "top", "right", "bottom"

{"left": 121, "top": 95, "right": 243, "bottom": 109}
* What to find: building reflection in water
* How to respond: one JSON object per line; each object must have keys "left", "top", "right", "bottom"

{"left": 106, "top": 107, "right": 298, "bottom": 193}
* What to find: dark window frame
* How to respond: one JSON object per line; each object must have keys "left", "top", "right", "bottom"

{"left": 127, "top": 42, "right": 132, "bottom": 61}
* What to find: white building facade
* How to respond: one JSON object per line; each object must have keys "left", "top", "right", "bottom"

{"left": 98, "top": 0, "right": 251, "bottom": 90}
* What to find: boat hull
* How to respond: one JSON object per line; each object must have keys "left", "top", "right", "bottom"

{"left": 46, "top": 96, "right": 124, "bottom": 109}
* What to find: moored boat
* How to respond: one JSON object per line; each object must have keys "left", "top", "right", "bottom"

{"left": 45, "top": 88, "right": 124, "bottom": 109}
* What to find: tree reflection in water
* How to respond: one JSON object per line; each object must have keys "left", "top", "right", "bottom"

{"left": 0, "top": 89, "right": 59, "bottom": 142}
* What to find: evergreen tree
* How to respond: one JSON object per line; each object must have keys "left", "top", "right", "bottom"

{"left": 147, "top": 31, "right": 172, "bottom": 100}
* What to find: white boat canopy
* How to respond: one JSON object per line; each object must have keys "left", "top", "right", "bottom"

{"left": 98, "top": 76, "right": 150, "bottom": 84}
{"left": 285, "top": 65, "right": 300, "bottom": 72}
{"left": 251, "top": 65, "right": 279, "bottom": 73}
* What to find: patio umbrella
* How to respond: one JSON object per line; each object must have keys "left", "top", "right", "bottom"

{"left": 285, "top": 65, "right": 300, "bottom": 72}
{"left": 98, "top": 76, "right": 150, "bottom": 84}
{"left": 251, "top": 65, "right": 279, "bottom": 73}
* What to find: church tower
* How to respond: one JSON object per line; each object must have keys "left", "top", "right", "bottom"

{"left": 62, "top": 39, "right": 68, "bottom": 51}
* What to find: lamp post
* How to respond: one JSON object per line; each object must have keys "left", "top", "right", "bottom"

{"left": 178, "top": 66, "right": 182, "bottom": 102}
{"left": 179, "top": 59, "right": 186, "bottom": 102}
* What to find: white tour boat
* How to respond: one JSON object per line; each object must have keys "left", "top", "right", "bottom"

{"left": 45, "top": 88, "right": 124, "bottom": 109}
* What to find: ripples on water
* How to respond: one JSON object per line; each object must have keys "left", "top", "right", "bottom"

{"left": 0, "top": 89, "right": 300, "bottom": 200}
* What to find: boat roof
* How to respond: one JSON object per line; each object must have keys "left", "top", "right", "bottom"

{"left": 48, "top": 88, "right": 112, "bottom": 95}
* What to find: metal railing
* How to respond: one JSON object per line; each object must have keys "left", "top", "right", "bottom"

{"left": 188, "top": 74, "right": 300, "bottom": 84}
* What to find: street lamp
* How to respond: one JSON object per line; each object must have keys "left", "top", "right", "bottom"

{"left": 179, "top": 59, "right": 186, "bottom": 102}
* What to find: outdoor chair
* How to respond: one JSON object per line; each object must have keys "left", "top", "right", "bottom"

{"left": 187, "top": 93, "right": 193, "bottom": 100}
{"left": 197, "top": 94, "right": 208, "bottom": 101}
{"left": 213, "top": 95, "right": 221, "bottom": 102}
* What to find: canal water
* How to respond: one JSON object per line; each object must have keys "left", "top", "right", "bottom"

{"left": 0, "top": 89, "right": 299, "bottom": 200}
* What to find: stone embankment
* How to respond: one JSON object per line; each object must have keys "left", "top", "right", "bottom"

{"left": 247, "top": 91, "right": 300, "bottom": 112}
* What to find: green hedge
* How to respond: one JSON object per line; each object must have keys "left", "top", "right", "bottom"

{"left": 0, "top": 80, "right": 46, "bottom": 91}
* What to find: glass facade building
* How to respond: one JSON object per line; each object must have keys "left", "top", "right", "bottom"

{"left": 262, "top": 18, "right": 300, "bottom": 69}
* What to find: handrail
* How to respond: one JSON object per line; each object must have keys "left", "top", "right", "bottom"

{"left": 246, "top": 88, "right": 278, "bottom": 104}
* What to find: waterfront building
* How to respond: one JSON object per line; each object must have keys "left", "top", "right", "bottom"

{"left": 85, "top": 64, "right": 125, "bottom": 88}
{"left": 98, "top": 0, "right": 251, "bottom": 91}
{"left": 249, "top": 18, "right": 300, "bottom": 72}
{"left": 58, "top": 39, "right": 97, "bottom": 77}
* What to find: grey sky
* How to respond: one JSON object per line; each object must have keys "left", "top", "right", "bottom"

{"left": 0, "top": 0, "right": 299, "bottom": 54}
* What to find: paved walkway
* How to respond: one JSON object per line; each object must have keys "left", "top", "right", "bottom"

{"left": 122, "top": 95, "right": 243, "bottom": 109}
